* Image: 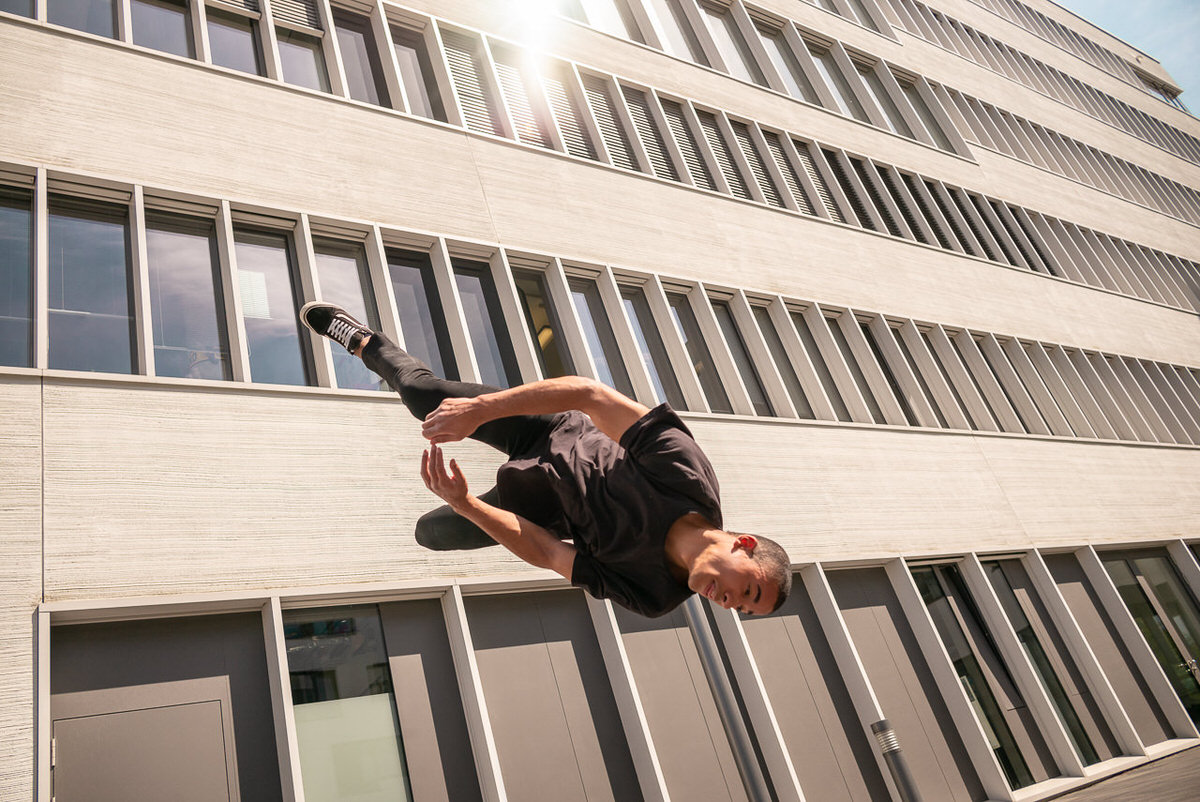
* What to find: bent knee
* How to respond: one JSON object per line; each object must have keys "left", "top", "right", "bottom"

{"left": 414, "top": 514, "right": 454, "bottom": 550}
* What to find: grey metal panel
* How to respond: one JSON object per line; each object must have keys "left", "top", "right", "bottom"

{"left": 827, "top": 567, "right": 987, "bottom": 802}
{"left": 1043, "top": 554, "right": 1175, "bottom": 747}
{"left": 380, "top": 599, "right": 483, "bottom": 802}
{"left": 740, "top": 578, "right": 889, "bottom": 801}
{"left": 465, "top": 590, "right": 641, "bottom": 802}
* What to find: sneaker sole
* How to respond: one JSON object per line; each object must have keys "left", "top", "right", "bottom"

{"left": 298, "top": 300, "right": 327, "bottom": 337}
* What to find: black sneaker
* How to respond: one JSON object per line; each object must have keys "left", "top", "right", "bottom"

{"left": 300, "top": 302, "right": 372, "bottom": 353}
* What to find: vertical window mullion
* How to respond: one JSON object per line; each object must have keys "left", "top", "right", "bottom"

{"left": 804, "top": 305, "right": 875, "bottom": 424}
{"left": 695, "top": 108, "right": 752, "bottom": 200}
{"left": 215, "top": 200, "right": 251, "bottom": 381}
{"left": 823, "top": 148, "right": 883, "bottom": 231}
{"left": 580, "top": 71, "right": 644, "bottom": 172}
{"left": 429, "top": 239, "right": 480, "bottom": 383}
{"left": 363, "top": 225, "right": 404, "bottom": 347}
{"left": 190, "top": 0, "right": 210, "bottom": 62}
{"left": 33, "top": 168, "right": 49, "bottom": 370}
{"left": 732, "top": 290, "right": 796, "bottom": 417}
{"left": 659, "top": 97, "right": 718, "bottom": 191}
{"left": 596, "top": 266, "right": 659, "bottom": 405}
{"left": 868, "top": 316, "right": 943, "bottom": 426}
{"left": 651, "top": 277, "right": 712, "bottom": 412}
{"left": 1063, "top": 347, "right": 1136, "bottom": 440}
{"left": 927, "top": 179, "right": 983, "bottom": 256}
{"left": 785, "top": 137, "right": 846, "bottom": 223}
{"left": 490, "top": 249, "right": 543, "bottom": 383}
{"left": 620, "top": 85, "right": 681, "bottom": 180}
{"left": 369, "top": 0, "right": 408, "bottom": 112}
{"left": 129, "top": 187, "right": 155, "bottom": 376}
{"left": 292, "top": 214, "right": 336, "bottom": 387}
{"left": 1145, "top": 361, "right": 1200, "bottom": 441}
{"left": 312, "top": 0, "right": 347, "bottom": 97}
{"left": 687, "top": 284, "right": 755, "bottom": 415}
{"left": 1084, "top": 350, "right": 1156, "bottom": 441}
{"left": 953, "top": 331, "right": 1029, "bottom": 433}
{"left": 1109, "top": 355, "right": 1179, "bottom": 443}
{"left": 995, "top": 337, "right": 1071, "bottom": 436}
{"left": 781, "top": 24, "right": 841, "bottom": 111}
{"left": 906, "top": 322, "right": 981, "bottom": 429}
{"left": 1029, "top": 342, "right": 1102, "bottom": 438}
{"left": 546, "top": 258, "right": 598, "bottom": 379}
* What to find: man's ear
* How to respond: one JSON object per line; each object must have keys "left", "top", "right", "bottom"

{"left": 733, "top": 535, "right": 758, "bottom": 554}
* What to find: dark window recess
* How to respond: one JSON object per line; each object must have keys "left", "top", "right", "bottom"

{"left": 989, "top": 200, "right": 1043, "bottom": 271}
{"left": 761, "top": 131, "right": 815, "bottom": 215}
{"left": 876, "top": 166, "right": 930, "bottom": 244}
{"left": 821, "top": 149, "right": 876, "bottom": 231}
{"left": 696, "top": 111, "right": 752, "bottom": 200}
{"left": 660, "top": 99, "right": 718, "bottom": 192}
{"left": 794, "top": 142, "right": 846, "bottom": 223}
{"left": 860, "top": 322, "right": 918, "bottom": 425}
{"left": 890, "top": 326, "right": 949, "bottom": 427}
{"left": 621, "top": 87, "right": 679, "bottom": 181}
{"left": 730, "top": 121, "right": 784, "bottom": 207}
{"left": 583, "top": 74, "right": 640, "bottom": 172}
{"left": 949, "top": 189, "right": 999, "bottom": 262}
{"left": 850, "top": 158, "right": 903, "bottom": 238}
{"left": 902, "top": 173, "right": 952, "bottom": 249}
{"left": 1010, "top": 210, "right": 1059, "bottom": 276}
{"left": 924, "top": 179, "right": 976, "bottom": 255}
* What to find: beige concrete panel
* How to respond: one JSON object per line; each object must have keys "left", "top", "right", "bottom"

{"left": 0, "top": 377, "right": 42, "bottom": 801}
{"left": 0, "top": 21, "right": 497, "bottom": 242}
{"left": 40, "top": 380, "right": 540, "bottom": 600}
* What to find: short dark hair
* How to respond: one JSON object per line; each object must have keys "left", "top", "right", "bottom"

{"left": 747, "top": 534, "right": 792, "bottom": 614}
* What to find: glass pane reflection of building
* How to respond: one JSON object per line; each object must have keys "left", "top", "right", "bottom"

{"left": 284, "top": 605, "right": 412, "bottom": 802}
{"left": 313, "top": 240, "right": 385, "bottom": 390}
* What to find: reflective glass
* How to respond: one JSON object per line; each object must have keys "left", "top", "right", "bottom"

{"left": 130, "top": 0, "right": 193, "bottom": 58}
{"left": 514, "top": 270, "right": 573, "bottom": 379}
{"left": 757, "top": 27, "right": 818, "bottom": 104}
{"left": 645, "top": 0, "right": 706, "bottom": 63}
{"left": 711, "top": 300, "right": 772, "bottom": 415}
{"left": 0, "top": 188, "right": 33, "bottom": 367}
{"left": 335, "top": 12, "right": 389, "bottom": 106}
{"left": 569, "top": 278, "right": 633, "bottom": 396}
{"left": 666, "top": 292, "right": 731, "bottom": 413}
{"left": 145, "top": 215, "right": 230, "bottom": 380}
{"left": 701, "top": 4, "right": 765, "bottom": 85}
{"left": 900, "top": 80, "right": 955, "bottom": 151}
{"left": 751, "top": 306, "right": 812, "bottom": 417}
{"left": 47, "top": 0, "right": 115, "bottom": 38}
{"left": 579, "top": 0, "right": 642, "bottom": 42}
{"left": 620, "top": 286, "right": 684, "bottom": 408}
{"left": 808, "top": 45, "right": 870, "bottom": 122}
{"left": 48, "top": 198, "right": 134, "bottom": 374}
{"left": 278, "top": 29, "right": 330, "bottom": 92}
{"left": 313, "top": 240, "right": 384, "bottom": 390}
{"left": 234, "top": 230, "right": 310, "bottom": 386}
{"left": 391, "top": 27, "right": 445, "bottom": 121}
{"left": 207, "top": 10, "right": 263, "bottom": 76}
{"left": 284, "top": 606, "right": 411, "bottom": 802}
{"left": 387, "top": 250, "right": 455, "bottom": 380}
{"left": 857, "top": 65, "right": 913, "bottom": 137}
{"left": 0, "top": 0, "right": 33, "bottom": 17}
{"left": 453, "top": 261, "right": 520, "bottom": 388}
{"left": 789, "top": 310, "right": 850, "bottom": 421}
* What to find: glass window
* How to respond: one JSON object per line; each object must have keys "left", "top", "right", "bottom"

{"left": 513, "top": 269, "right": 573, "bottom": 379}
{"left": 620, "top": 286, "right": 684, "bottom": 408}
{"left": 386, "top": 249, "right": 456, "bottom": 381}
{"left": 860, "top": 321, "right": 918, "bottom": 425}
{"left": 207, "top": 9, "right": 263, "bottom": 75}
{"left": 756, "top": 25, "right": 819, "bottom": 104}
{"left": 334, "top": 11, "right": 389, "bottom": 106}
{"left": 699, "top": 2, "right": 765, "bottom": 86}
{"left": 391, "top": 27, "right": 446, "bottom": 122}
{"left": 825, "top": 314, "right": 884, "bottom": 423}
{"left": 0, "top": 188, "right": 33, "bottom": 368}
{"left": 453, "top": 260, "right": 520, "bottom": 388}
{"left": 284, "top": 606, "right": 412, "bottom": 802}
{"left": 145, "top": 213, "right": 230, "bottom": 380}
{"left": 645, "top": 0, "right": 707, "bottom": 63}
{"left": 313, "top": 239, "right": 384, "bottom": 390}
{"left": 789, "top": 310, "right": 850, "bottom": 421}
{"left": 751, "top": 306, "right": 812, "bottom": 418}
{"left": 579, "top": 0, "right": 644, "bottom": 43}
{"left": 0, "top": 0, "right": 33, "bottom": 17}
{"left": 277, "top": 28, "right": 330, "bottom": 92}
{"left": 899, "top": 79, "right": 955, "bottom": 151}
{"left": 48, "top": 197, "right": 135, "bottom": 374}
{"left": 711, "top": 299, "right": 772, "bottom": 415}
{"left": 666, "top": 291, "right": 732, "bottom": 413}
{"left": 234, "top": 229, "right": 311, "bottom": 386}
{"left": 807, "top": 43, "right": 870, "bottom": 122}
{"left": 569, "top": 278, "right": 633, "bottom": 396}
{"left": 130, "top": 0, "right": 193, "bottom": 58}
{"left": 47, "top": 0, "right": 115, "bottom": 38}
{"left": 856, "top": 63, "right": 913, "bottom": 137}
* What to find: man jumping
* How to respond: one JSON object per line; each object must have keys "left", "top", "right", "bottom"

{"left": 301, "top": 302, "right": 792, "bottom": 618}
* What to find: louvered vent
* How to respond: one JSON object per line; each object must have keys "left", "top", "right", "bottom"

{"left": 730, "top": 121, "right": 784, "bottom": 207}
{"left": 492, "top": 50, "right": 552, "bottom": 148}
{"left": 621, "top": 87, "right": 679, "bottom": 181}
{"left": 792, "top": 141, "right": 845, "bottom": 223}
{"left": 542, "top": 70, "right": 597, "bottom": 160}
{"left": 582, "top": 75, "right": 639, "bottom": 172}
{"left": 660, "top": 100, "right": 716, "bottom": 192}
{"left": 820, "top": 149, "right": 876, "bottom": 231}
{"left": 901, "top": 173, "right": 952, "bottom": 249}
{"left": 849, "top": 159, "right": 902, "bottom": 237}
{"left": 970, "top": 194, "right": 1019, "bottom": 265}
{"left": 922, "top": 180, "right": 972, "bottom": 253}
{"left": 947, "top": 188, "right": 998, "bottom": 261}
{"left": 269, "top": 0, "right": 319, "bottom": 29}
{"left": 696, "top": 111, "right": 751, "bottom": 200}
{"left": 1010, "top": 208, "right": 1059, "bottom": 276}
{"left": 875, "top": 166, "right": 928, "bottom": 243}
{"left": 761, "top": 131, "right": 814, "bottom": 215}
{"left": 441, "top": 30, "right": 504, "bottom": 137}
{"left": 988, "top": 200, "right": 1041, "bottom": 271}
{"left": 220, "top": 0, "right": 259, "bottom": 12}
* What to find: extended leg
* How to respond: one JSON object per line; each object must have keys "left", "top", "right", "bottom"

{"left": 414, "top": 486, "right": 504, "bottom": 550}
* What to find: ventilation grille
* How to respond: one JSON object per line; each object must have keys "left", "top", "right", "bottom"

{"left": 821, "top": 150, "right": 875, "bottom": 232}
{"left": 441, "top": 30, "right": 504, "bottom": 137}
{"left": 270, "top": 0, "right": 319, "bottom": 28}
{"left": 924, "top": 180, "right": 973, "bottom": 254}
{"left": 970, "top": 194, "right": 1019, "bottom": 265}
{"left": 875, "top": 166, "right": 928, "bottom": 243}
{"left": 762, "top": 131, "right": 814, "bottom": 215}
{"left": 989, "top": 200, "right": 1042, "bottom": 271}
{"left": 793, "top": 142, "right": 844, "bottom": 223}
{"left": 218, "top": 0, "right": 259, "bottom": 12}
{"left": 850, "top": 159, "right": 901, "bottom": 237}
{"left": 697, "top": 111, "right": 751, "bottom": 200}
{"left": 582, "top": 75, "right": 639, "bottom": 172}
{"left": 902, "top": 174, "right": 952, "bottom": 249}
{"left": 492, "top": 51, "right": 552, "bottom": 148}
{"left": 621, "top": 87, "right": 679, "bottom": 181}
{"left": 730, "top": 121, "right": 784, "bottom": 208}
{"left": 660, "top": 99, "right": 717, "bottom": 192}
{"left": 1010, "top": 209, "right": 1058, "bottom": 276}
{"left": 542, "top": 71, "right": 597, "bottom": 160}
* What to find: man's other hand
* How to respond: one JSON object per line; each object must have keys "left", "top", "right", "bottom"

{"left": 420, "top": 443, "right": 469, "bottom": 508}
{"left": 422, "top": 397, "right": 482, "bottom": 444}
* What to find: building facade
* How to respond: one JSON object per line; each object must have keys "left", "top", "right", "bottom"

{"left": 2, "top": 0, "right": 1200, "bottom": 798}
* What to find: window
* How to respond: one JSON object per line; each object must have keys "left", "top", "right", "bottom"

{"left": 666, "top": 291, "right": 732, "bottom": 413}
{"left": 899, "top": 80, "right": 955, "bottom": 151}
{"left": 859, "top": 320, "right": 917, "bottom": 424}
{"left": 453, "top": 259, "right": 520, "bottom": 388}
{"left": 807, "top": 43, "right": 870, "bottom": 122}
{"left": 659, "top": 99, "right": 717, "bottom": 191}
{"left": 207, "top": 9, "right": 264, "bottom": 76}
{"left": 47, "top": 0, "right": 116, "bottom": 37}
{"left": 751, "top": 306, "right": 812, "bottom": 417}
{"left": 620, "top": 285, "right": 685, "bottom": 408}
{"left": 541, "top": 65, "right": 598, "bottom": 160}
{"left": 855, "top": 63, "right": 913, "bottom": 138}
{"left": 755, "top": 25, "right": 819, "bottom": 104}
{"left": 130, "top": 0, "right": 193, "bottom": 58}
{"left": 0, "top": 0, "right": 32, "bottom": 17}
{"left": 277, "top": 28, "right": 330, "bottom": 92}
{"left": 699, "top": 2, "right": 765, "bottom": 85}
{"left": 621, "top": 87, "right": 679, "bottom": 181}
{"left": 492, "top": 46, "right": 553, "bottom": 148}
{"left": 711, "top": 299, "right": 772, "bottom": 415}
{"left": 645, "top": 0, "right": 707, "bottom": 63}
{"left": 513, "top": 269, "right": 573, "bottom": 378}
{"left": 569, "top": 278, "right": 634, "bottom": 396}
{"left": 390, "top": 27, "right": 446, "bottom": 122}
{"left": 334, "top": 11, "right": 389, "bottom": 106}
{"left": 578, "top": 0, "right": 644, "bottom": 43}
{"left": 145, "top": 213, "right": 230, "bottom": 380}
{"left": 825, "top": 313, "right": 884, "bottom": 423}
{"left": 313, "top": 239, "right": 384, "bottom": 390}
{"left": 284, "top": 606, "right": 412, "bottom": 801}
{"left": 386, "top": 249, "right": 456, "bottom": 381}
{"left": 234, "top": 229, "right": 312, "bottom": 386}
{"left": 440, "top": 29, "right": 505, "bottom": 136}
{"left": 695, "top": 110, "right": 751, "bottom": 200}
{"left": 730, "top": 120, "right": 784, "bottom": 207}
{"left": 0, "top": 187, "right": 33, "bottom": 368}
{"left": 582, "top": 74, "right": 640, "bottom": 172}
{"left": 48, "top": 197, "right": 135, "bottom": 374}
{"left": 789, "top": 309, "right": 850, "bottom": 421}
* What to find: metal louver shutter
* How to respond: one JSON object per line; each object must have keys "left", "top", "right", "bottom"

{"left": 660, "top": 100, "right": 717, "bottom": 192}
{"left": 542, "top": 71, "right": 597, "bottom": 160}
{"left": 621, "top": 87, "right": 679, "bottom": 181}
{"left": 696, "top": 111, "right": 751, "bottom": 200}
{"left": 969, "top": 194, "right": 1019, "bottom": 265}
{"left": 924, "top": 179, "right": 974, "bottom": 254}
{"left": 849, "top": 157, "right": 902, "bottom": 237}
{"left": 820, "top": 148, "right": 876, "bottom": 230}
{"left": 989, "top": 200, "right": 1042, "bottom": 270}
{"left": 792, "top": 141, "right": 845, "bottom": 223}
{"left": 218, "top": 0, "right": 259, "bottom": 12}
{"left": 730, "top": 121, "right": 783, "bottom": 207}
{"left": 761, "top": 131, "right": 814, "bottom": 215}
{"left": 269, "top": 0, "right": 319, "bottom": 29}
{"left": 1011, "top": 209, "right": 1058, "bottom": 275}
{"left": 492, "top": 50, "right": 552, "bottom": 149}
{"left": 441, "top": 30, "right": 505, "bottom": 137}
{"left": 901, "top": 173, "right": 952, "bottom": 249}
{"left": 875, "top": 166, "right": 929, "bottom": 243}
{"left": 582, "top": 75, "right": 639, "bottom": 172}
{"left": 947, "top": 187, "right": 999, "bottom": 261}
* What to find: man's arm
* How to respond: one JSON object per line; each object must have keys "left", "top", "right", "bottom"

{"left": 420, "top": 444, "right": 576, "bottom": 580}
{"left": 422, "top": 376, "right": 649, "bottom": 445}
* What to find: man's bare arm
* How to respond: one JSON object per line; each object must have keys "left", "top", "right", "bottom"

{"left": 422, "top": 376, "right": 649, "bottom": 445}
{"left": 420, "top": 444, "right": 576, "bottom": 579}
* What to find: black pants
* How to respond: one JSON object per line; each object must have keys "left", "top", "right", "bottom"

{"left": 362, "top": 333, "right": 555, "bottom": 550}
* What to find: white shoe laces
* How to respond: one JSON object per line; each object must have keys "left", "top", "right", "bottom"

{"left": 326, "top": 317, "right": 359, "bottom": 349}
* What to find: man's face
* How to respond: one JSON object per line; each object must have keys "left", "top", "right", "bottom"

{"left": 689, "top": 535, "right": 779, "bottom": 616}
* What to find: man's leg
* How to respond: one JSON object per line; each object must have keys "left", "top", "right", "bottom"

{"left": 413, "top": 486, "right": 503, "bottom": 550}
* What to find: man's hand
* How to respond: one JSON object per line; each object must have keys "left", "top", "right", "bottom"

{"left": 422, "top": 397, "right": 483, "bottom": 444}
{"left": 420, "top": 443, "right": 469, "bottom": 508}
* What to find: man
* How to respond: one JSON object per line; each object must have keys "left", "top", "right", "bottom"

{"left": 301, "top": 301, "right": 792, "bottom": 617}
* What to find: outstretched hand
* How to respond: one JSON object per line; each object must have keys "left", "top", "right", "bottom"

{"left": 422, "top": 397, "right": 482, "bottom": 444}
{"left": 420, "top": 443, "right": 469, "bottom": 507}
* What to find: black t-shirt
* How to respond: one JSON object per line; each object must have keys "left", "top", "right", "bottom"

{"left": 495, "top": 404, "right": 723, "bottom": 617}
